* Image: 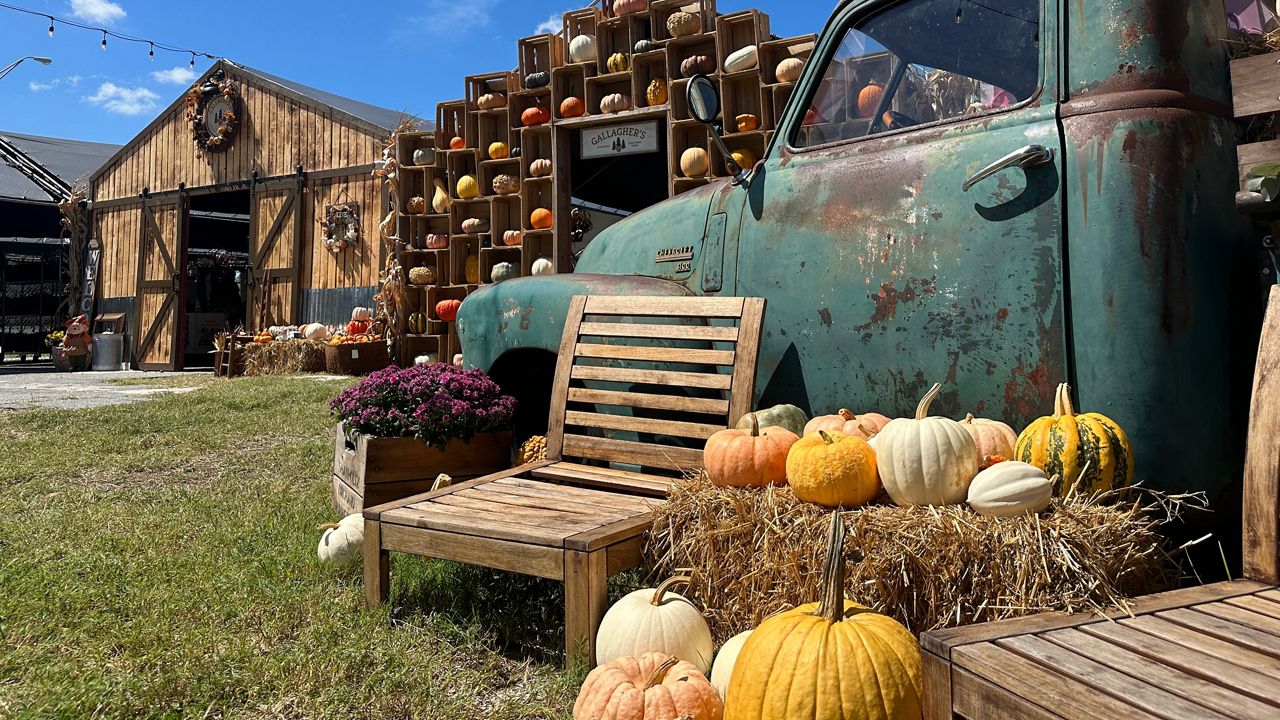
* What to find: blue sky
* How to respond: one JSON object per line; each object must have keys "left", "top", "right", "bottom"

{"left": 0, "top": 0, "right": 836, "bottom": 144}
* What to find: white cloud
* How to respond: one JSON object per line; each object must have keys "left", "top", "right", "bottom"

{"left": 151, "top": 66, "right": 197, "bottom": 85}
{"left": 409, "top": 0, "right": 496, "bottom": 37}
{"left": 65, "top": 75, "right": 82, "bottom": 87}
{"left": 533, "top": 13, "right": 565, "bottom": 35}
{"left": 29, "top": 80, "right": 55, "bottom": 92}
{"left": 68, "top": 0, "right": 126, "bottom": 24}
{"left": 85, "top": 82, "right": 158, "bottom": 115}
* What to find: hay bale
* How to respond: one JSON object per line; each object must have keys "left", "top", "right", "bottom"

{"left": 646, "top": 472, "right": 1197, "bottom": 640}
{"left": 242, "top": 340, "right": 328, "bottom": 376}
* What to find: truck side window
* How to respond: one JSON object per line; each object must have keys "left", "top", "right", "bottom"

{"left": 791, "top": 0, "right": 1040, "bottom": 149}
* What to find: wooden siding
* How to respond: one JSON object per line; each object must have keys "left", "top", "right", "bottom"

{"left": 136, "top": 202, "right": 182, "bottom": 368}
{"left": 94, "top": 202, "right": 142, "bottom": 298}
{"left": 305, "top": 172, "right": 384, "bottom": 290}
{"left": 91, "top": 66, "right": 386, "bottom": 202}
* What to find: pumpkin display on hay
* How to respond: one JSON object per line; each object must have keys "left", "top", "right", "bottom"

{"left": 703, "top": 416, "right": 797, "bottom": 488}
{"left": 241, "top": 338, "right": 328, "bottom": 376}
{"left": 1015, "top": 381, "right": 1133, "bottom": 495}
{"left": 595, "top": 574, "right": 714, "bottom": 672}
{"left": 573, "top": 652, "right": 721, "bottom": 720}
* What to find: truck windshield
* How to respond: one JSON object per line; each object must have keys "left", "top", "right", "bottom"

{"left": 792, "top": 0, "right": 1040, "bottom": 148}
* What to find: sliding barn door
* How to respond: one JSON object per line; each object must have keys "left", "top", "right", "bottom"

{"left": 133, "top": 196, "right": 185, "bottom": 370}
{"left": 250, "top": 175, "right": 304, "bottom": 328}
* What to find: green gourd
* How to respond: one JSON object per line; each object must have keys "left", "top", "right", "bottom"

{"left": 735, "top": 404, "right": 809, "bottom": 437}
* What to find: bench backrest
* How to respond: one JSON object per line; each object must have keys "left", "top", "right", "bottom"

{"left": 544, "top": 294, "right": 766, "bottom": 488}
{"left": 1245, "top": 285, "right": 1280, "bottom": 584}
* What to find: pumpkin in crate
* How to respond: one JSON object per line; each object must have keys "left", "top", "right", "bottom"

{"left": 476, "top": 92, "right": 507, "bottom": 110}
{"left": 464, "top": 255, "right": 480, "bottom": 284}
{"left": 316, "top": 514, "right": 363, "bottom": 565}
{"left": 735, "top": 114, "right": 759, "bottom": 132}
{"left": 449, "top": 136, "right": 465, "bottom": 150}
{"left": 703, "top": 415, "right": 798, "bottom": 488}
{"left": 431, "top": 178, "right": 451, "bottom": 213}
{"left": 857, "top": 81, "right": 885, "bottom": 117}
{"left": 425, "top": 233, "right": 449, "bottom": 250}
{"left": 516, "top": 435, "right": 547, "bottom": 464}
{"left": 521, "top": 105, "right": 550, "bottom": 127}
{"left": 724, "top": 45, "right": 759, "bottom": 73}
{"left": 607, "top": 51, "right": 630, "bottom": 73}
{"left": 492, "top": 174, "right": 519, "bottom": 195}
{"left": 406, "top": 312, "right": 428, "bottom": 334}
{"left": 435, "top": 299, "right": 462, "bottom": 322}
{"left": 680, "top": 54, "right": 715, "bottom": 78}
{"left": 525, "top": 70, "right": 550, "bottom": 89}
{"left": 347, "top": 307, "right": 373, "bottom": 335}
{"left": 569, "top": 34, "right": 598, "bottom": 63}
{"left": 960, "top": 413, "right": 1018, "bottom": 467}
{"left": 405, "top": 195, "right": 426, "bottom": 214}
{"left": 600, "top": 93, "right": 633, "bottom": 114}
{"left": 487, "top": 141, "right": 509, "bottom": 160}
{"left": 724, "top": 512, "right": 922, "bottom": 719}
{"left": 531, "top": 257, "right": 555, "bottom": 275}
{"left": 408, "top": 266, "right": 436, "bottom": 285}
{"left": 1014, "top": 382, "right": 1133, "bottom": 495}
{"left": 595, "top": 574, "right": 714, "bottom": 671}
{"left": 666, "top": 10, "right": 701, "bottom": 38}
{"left": 872, "top": 383, "right": 978, "bottom": 506}
{"left": 804, "top": 408, "right": 891, "bottom": 440}
{"left": 529, "top": 158, "right": 553, "bottom": 177}
{"left": 679, "top": 147, "right": 709, "bottom": 177}
{"left": 456, "top": 174, "right": 480, "bottom": 199}
{"left": 412, "top": 147, "right": 435, "bottom": 166}
{"left": 573, "top": 653, "right": 721, "bottom": 720}
{"left": 775, "top": 57, "right": 804, "bottom": 84}
{"left": 634, "top": 39, "right": 659, "bottom": 54}
{"left": 728, "top": 148, "right": 756, "bottom": 174}
{"left": 502, "top": 229, "right": 524, "bottom": 247}
{"left": 787, "top": 430, "right": 880, "bottom": 508}
{"left": 530, "top": 208, "right": 553, "bottom": 229}
{"left": 646, "top": 78, "right": 668, "bottom": 106}
{"left": 612, "top": 0, "right": 647, "bottom": 15}
{"left": 559, "top": 96, "right": 586, "bottom": 118}
{"left": 490, "top": 261, "right": 517, "bottom": 283}
{"left": 967, "top": 461, "right": 1054, "bottom": 517}
{"left": 461, "top": 217, "right": 489, "bottom": 234}
{"left": 710, "top": 630, "right": 752, "bottom": 698}
{"left": 735, "top": 404, "right": 807, "bottom": 437}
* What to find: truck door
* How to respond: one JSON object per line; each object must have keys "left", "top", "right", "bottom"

{"left": 731, "top": 0, "right": 1064, "bottom": 426}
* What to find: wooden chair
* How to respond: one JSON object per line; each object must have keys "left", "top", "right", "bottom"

{"left": 920, "top": 285, "right": 1280, "bottom": 719}
{"left": 363, "top": 294, "right": 765, "bottom": 666}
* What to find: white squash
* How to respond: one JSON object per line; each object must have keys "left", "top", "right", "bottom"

{"left": 595, "top": 575, "right": 714, "bottom": 672}
{"left": 414, "top": 353, "right": 439, "bottom": 366}
{"left": 724, "top": 45, "right": 759, "bottom": 73}
{"left": 871, "top": 383, "right": 978, "bottom": 506}
{"left": 967, "top": 461, "right": 1054, "bottom": 517}
{"left": 959, "top": 413, "right": 1018, "bottom": 464}
{"left": 301, "top": 322, "right": 329, "bottom": 341}
{"left": 531, "top": 257, "right": 555, "bottom": 275}
{"left": 317, "top": 514, "right": 363, "bottom": 565}
{"left": 569, "top": 34, "right": 598, "bottom": 63}
{"left": 709, "top": 630, "right": 752, "bottom": 697}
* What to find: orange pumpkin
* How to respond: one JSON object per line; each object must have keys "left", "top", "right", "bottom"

{"left": 346, "top": 320, "right": 371, "bottom": 335}
{"left": 530, "top": 208, "right": 553, "bottom": 229}
{"left": 435, "top": 299, "right": 462, "bottom": 322}
{"left": 857, "top": 82, "right": 885, "bottom": 118}
{"left": 803, "top": 409, "right": 891, "bottom": 440}
{"left": 522, "top": 106, "right": 550, "bottom": 126}
{"left": 560, "top": 96, "right": 586, "bottom": 118}
{"left": 960, "top": 413, "right": 1018, "bottom": 467}
{"left": 449, "top": 136, "right": 465, "bottom": 150}
{"left": 573, "top": 653, "right": 722, "bottom": 720}
{"left": 703, "top": 415, "right": 798, "bottom": 488}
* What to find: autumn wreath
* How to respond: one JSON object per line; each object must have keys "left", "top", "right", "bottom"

{"left": 186, "top": 70, "right": 240, "bottom": 154}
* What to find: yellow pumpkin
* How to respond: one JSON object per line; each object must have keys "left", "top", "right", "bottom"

{"left": 456, "top": 174, "right": 479, "bottom": 199}
{"left": 703, "top": 415, "right": 798, "bottom": 488}
{"left": 488, "top": 141, "right": 509, "bottom": 160}
{"left": 785, "top": 430, "right": 879, "bottom": 508}
{"left": 1014, "top": 382, "right": 1133, "bottom": 495}
{"left": 516, "top": 435, "right": 548, "bottom": 465}
{"left": 464, "top": 255, "right": 479, "bottom": 284}
{"left": 607, "top": 51, "right": 629, "bottom": 73}
{"left": 646, "top": 78, "right": 668, "bottom": 107}
{"left": 727, "top": 148, "right": 755, "bottom": 174}
{"left": 735, "top": 114, "right": 759, "bottom": 132}
{"left": 723, "top": 513, "right": 922, "bottom": 719}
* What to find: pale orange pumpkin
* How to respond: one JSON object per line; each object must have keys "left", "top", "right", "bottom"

{"left": 573, "top": 652, "right": 722, "bottom": 720}
{"left": 703, "top": 415, "right": 798, "bottom": 488}
{"left": 960, "top": 413, "right": 1018, "bottom": 467}
{"left": 803, "top": 408, "right": 891, "bottom": 440}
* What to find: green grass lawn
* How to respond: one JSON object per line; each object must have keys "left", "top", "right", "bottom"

{"left": 0, "top": 376, "right": 581, "bottom": 719}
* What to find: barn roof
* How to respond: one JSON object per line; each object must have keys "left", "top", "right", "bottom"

{"left": 227, "top": 61, "right": 419, "bottom": 134}
{"left": 0, "top": 131, "right": 120, "bottom": 203}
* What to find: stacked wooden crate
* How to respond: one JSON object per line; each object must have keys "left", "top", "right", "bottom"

{"left": 389, "top": 1, "right": 815, "bottom": 365}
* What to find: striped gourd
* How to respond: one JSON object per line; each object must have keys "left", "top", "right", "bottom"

{"left": 1014, "top": 382, "right": 1133, "bottom": 495}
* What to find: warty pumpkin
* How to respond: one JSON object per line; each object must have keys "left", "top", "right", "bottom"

{"left": 487, "top": 141, "right": 509, "bottom": 159}
{"left": 646, "top": 78, "right": 668, "bottom": 106}
{"left": 786, "top": 430, "right": 880, "bottom": 508}
{"left": 559, "top": 96, "right": 586, "bottom": 118}
{"left": 456, "top": 174, "right": 480, "bottom": 199}
{"left": 595, "top": 575, "right": 715, "bottom": 672}
{"left": 734, "top": 404, "right": 807, "bottom": 437}
{"left": 516, "top": 435, "right": 548, "bottom": 465}
{"left": 521, "top": 105, "right": 550, "bottom": 126}
{"left": 530, "top": 207, "right": 553, "bottom": 229}
{"left": 703, "top": 415, "right": 798, "bottom": 488}
{"left": 967, "top": 461, "right": 1054, "bottom": 517}
{"left": 666, "top": 10, "right": 701, "bottom": 38}
{"left": 871, "top": 383, "right": 978, "bottom": 506}
{"left": 490, "top": 261, "right": 517, "bottom": 283}
{"left": 407, "top": 266, "right": 436, "bottom": 285}
{"left": 723, "top": 512, "right": 922, "bottom": 719}
{"left": 531, "top": 257, "right": 555, "bottom": 275}
{"left": 803, "top": 408, "right": 891, "bottom": 440}
{"left": 492, "top": 174, "right": 519, "bottom": 195}
{"left": 1014, "top": 382, "right": 1133, "bottom": 495}
{"left": 405, "top": 195, "right": 426, "bottom": 215}
{"left": 960, "top": 413, "right": 1018, "bottom": 467}
{"left": 574, "top": 652, "right": 722, "bottom": 720}
{"left": 607, "top": 51, "right": 630, "bottom": 73}
{"left": 435, "top": 299, "right": 462, "bottom": 322}
{"left": 709, "top": 630, "right": 752, "bottom": 698}
{"left": 569, "top": 34, "right": 598, "bottom": 63}
{"left": 734, "top": 114, "right": 759, "bottom": 132}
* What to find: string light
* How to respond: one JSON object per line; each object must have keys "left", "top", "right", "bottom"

{"left": 46, "top": 14, "right": 52, "bottom": 37}
{"left": 100, "top": 30, "right": 106, "bottom": 50}
{"left": 189, "top": 52, "right": 195, "bottom": 70}
{"left": 0, "top": 2, "right": 219, "bottom": 66}
{"left": 149, "top": 42, "right": 155, "bottom": 61}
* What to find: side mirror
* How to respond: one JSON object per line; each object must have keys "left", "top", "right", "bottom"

{"left": 685, "top": 74, "right": 752, "bottom": 187}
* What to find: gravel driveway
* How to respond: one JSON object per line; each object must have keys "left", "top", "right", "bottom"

{"left": 0, "top": 366, "right": 202, "bottom": 411}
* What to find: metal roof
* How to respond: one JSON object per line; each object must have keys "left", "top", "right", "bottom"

{"left": 0, "top": 131, "right": 120, "bottom": 203}
{"left": 227, "top": 61, "right": 425, "bottom": 133}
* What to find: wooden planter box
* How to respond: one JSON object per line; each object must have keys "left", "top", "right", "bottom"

{"left": 331, "top": 422, "right": 512, "bottom": 515}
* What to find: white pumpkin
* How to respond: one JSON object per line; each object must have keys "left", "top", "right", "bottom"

{"left": 724, "top": 45, "right": 759, "bottom": 73}
{"left": 531, "top": 257, "right": 555, "bottom": 275}
{"left": 871, "top": 383, "right": 978, "bottom": 506}
{"left": 709, "top": 630, "right": 752, "bottom": 697}
{"left": 301, "top": 322, "right": 329, "bottom": 341}
{"left": 317, "top": 514, "right": 363, "bottom": 565}
{"left": 569, "top": 34, "right": 598, "bottom": 63}
{"left": 959, "top": 413, "right": 1018, "bottom": 464}
{"left": 595, "top": 575, "right": 714, "bottom": 672}
{"left": 967, "top": 461, "right": 1054, "bottom": 517}
{"left": 414, "top": 353, "right": 439, "bottom": 366}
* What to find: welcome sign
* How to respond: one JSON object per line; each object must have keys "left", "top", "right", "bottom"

{"left": 581, "top": 121, "right": 660, "bottom": 159}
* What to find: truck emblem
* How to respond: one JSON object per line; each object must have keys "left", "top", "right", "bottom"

{"left": 656, "top": 246, "right": 694, "bottom": 263}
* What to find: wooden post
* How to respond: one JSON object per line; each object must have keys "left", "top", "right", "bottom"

{"left": 564, "top": 548, "right": 608, "bottom": 670}
{"left": 363, "top": 518, "right": 389, "bottom": 607}
{"left": 1244, "top": 285, "right": 1280, "bottom": 584}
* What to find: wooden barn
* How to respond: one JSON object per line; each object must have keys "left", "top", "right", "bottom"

{"left": 88, "top": 59, "right": 421, "bottom": 370}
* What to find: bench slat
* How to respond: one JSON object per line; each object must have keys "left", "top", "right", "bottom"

{"left": 1224, "top": 594, "right": 1280, "bottom": 621}
{"left": 578, "top": 321, "right": 740, "bottom": 342}
{"left": 455, "top": 486, "right": 646, "bottom": 520}
{"left": 380, "top": 523, "right": 565, "bottom": 580}
{"left": 571, "top": 364, "right": 733, "bottom": 390}
{"left": 1231, "top": 54, "right": 1280, "bottom": 118}
{"left": 1120, "top": 615, "right": 1280, "bottom": 676}
{"left": 425, "top": 494, "right": 606, "bottom": 532}
{"left": 1193, "top": 601, "right": 1280, "bottom": 639}
{"left": 479, "top": 478, "right": 653, "bottom": 512}
{"left": 565, "top": 409, "right": 724, "bottom": 440}
{"left": 568, "top": 387, "right": 730, "bottom": 416}
{"left": 532, "top": 462, "right": 674, "bottom": 496}
{"left": 562, "top": 433, "right": 703, "bottom": 472}
{"left": 583, "top": 295, "right": 746, "bottom": 317}
{"left": 1158, "top": 608, "right": 1280, "bottom": 659}
{"left": 574, "top": 342, "right": 735, "bottom": 366}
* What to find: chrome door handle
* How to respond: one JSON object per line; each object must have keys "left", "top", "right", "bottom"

{"left": 962, "top": 144, "right": 1055, "bottom": 192}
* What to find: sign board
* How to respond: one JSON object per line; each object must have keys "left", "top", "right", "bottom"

{"left": 80, "top": 239, "right": 100, "bottom": 319}
{"left": 581, "top": 121, "right": 660, "bottom": 159}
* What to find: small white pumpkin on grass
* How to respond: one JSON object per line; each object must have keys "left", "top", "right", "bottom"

{"left": 595, "top": 574, "right": 714, "bottom": 673}
{"left": 967, "top": 461, "right": 1055, "bottom": 517}
{"left": 709, "top": 629, "right": 753, "bottom": 697}
{"left": 317, "top": 514, "right": 363, "bottom": 565}
{"left": 871, "top": 383, "right": 978, "bottom": 506}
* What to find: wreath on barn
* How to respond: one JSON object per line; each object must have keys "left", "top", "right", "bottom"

{"left": 321, "top": 203, "right": 361, "bottom": 253}
{"left": 185, "top": 70, "right": 240, "bottom": 154}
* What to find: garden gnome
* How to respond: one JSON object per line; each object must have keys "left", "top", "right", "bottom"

{"left": 62, "top": 314, "right": 93, "bottom": 372}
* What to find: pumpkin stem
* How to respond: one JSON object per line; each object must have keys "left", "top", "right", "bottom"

{"left": 651, "top": 575, "right": 693, "bottom": 606}
{"left": 1052, "top": 383, "right": 1065, "bottom": 419}
{"left": 1059, "top": 383, "right": 1077, "bottom": 417}
{"left": 837, "top": 408, "right": 855, "bottom": 421}
{"left": 645, "top": 656, "right": 680, "bottom": 689}
{"left": 749, "top": 414, "right": 760, "bottom": 437}
{"left": 316, "top": 523, "right": 340, "bottom": 530}
{"left": 962, "top": 413, "right": 975, "bottom": 424}
{"left": 819, "top": 430, "right": 836, "bottom": 445}
{"left": 857, "top": 423, "right": 878, "bottom": 440}
{"left": 915, "top": 383, "right": 942, "bottom": 419}
{"left": 814, "top": 511, "right": 847, "bottom": 624}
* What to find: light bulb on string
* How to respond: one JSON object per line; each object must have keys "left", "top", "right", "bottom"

{"left": 189, "top": 53, "right": 195, "bottom": 70}
{"left": 149, "top": 42, "right": 155, "bottom": 61}
{"left": 47, "top": 16, "right": 54, "bottom": 37}
{"left": 101, "top": 31, "right": 107, "bottom": 50}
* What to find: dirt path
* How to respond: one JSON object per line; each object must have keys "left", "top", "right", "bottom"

{"left": 0, "top": 366, "right": 203, "bottom": 411}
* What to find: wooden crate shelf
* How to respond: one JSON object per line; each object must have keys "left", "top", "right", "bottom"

{"left": 476, "top": 111, "right": 513, "bottom": 160}
{"left": 521, "top": 178, "right": 555, "bottom": 232}
{"left": 673, "top": 177, "right": 711, "bottom": 195}
{"left": 759, "top": 34, "right": 816, "bottom": 85}
{"left": 709, "top": 130, "right": 766, "bottom": 178}
{"left": 466, "top": 71, "right": 518, "bottom": 111}
{"left": 715, "top": 10, "right": 769, "bottom": 74}
{"left": 490, "top": 195, "right": 523, "bottom": 238}
{"left": 586, "top": 74, "right": 635, "bottom": 117}
{"left": 427, "top": 285, "right": 469, "bottom": 321}
{"left": 480, "top": 158, "right": 521, "bottom": 199}
{"left": 563, "top": 7, "right": 604, "bottom": 65}
{"left": 435, "top": 100, "right": 472, "bottom": 150}
{"left": 666, "top": 34, "right": 720, "bottom": 81}
{"left": 723, "top": 73, "right": 765, "bottom": 133}
{"left": 451, "top": 198, "right": 490, "bottom": 236}
{"left": 669, "top": 120, "right": 711, "bottom": 194}
{"left": 405, "top": 214, "right": 451, "bottom": 248}
{"left": 510, "top": 89, "right": 552, "bottom": 131}
{"left": 652, "top": 0, "right": 716, "bottom": 43}
{"left": 479, "top": 246, "right": 523, "bottom": 285}
{"left": 519, "top": 34, "right": 565, "bottom": 85}
{"left": 552, "top": 65, "right": 592, "bottom": 121}
{"left": 596, "top": 16, "right": 634, "bottom": 75}
{"left": 402, "top": 249, "right": 448, "bottom": 288}
{"left": 632, "top": 51, "right": 670, "bottom": 109}
{"left": 445, "top": 235, "right": 482, "bottom": 286}
{"left": 446, "top": 150, "right": 480, "bottom": 199}
{"left": 520, "top": 231, "right": 555, "bottom": 275}
{"left": 520, "top": 127, "right": 553, "bottom": 180}
{"left": 396, "top": 131, "right": 437, "bottom": 167}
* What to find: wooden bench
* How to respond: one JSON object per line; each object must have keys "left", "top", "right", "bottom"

{"left": 920, "top": 285, "right": 1280, "bottom": 719}
{"left": 363, "top": 294, "right": 765, "bottom": 667}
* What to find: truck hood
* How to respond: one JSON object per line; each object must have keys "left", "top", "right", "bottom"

{"left": 456, "top": 273, "right": 694, "bottom": 371}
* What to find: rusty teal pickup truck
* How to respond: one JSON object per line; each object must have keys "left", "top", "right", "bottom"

{"left": 456, "top": 0, "right": 1264, "bottom": 510}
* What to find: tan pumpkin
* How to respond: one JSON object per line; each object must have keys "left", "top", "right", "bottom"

{"left": 871, "top": 383, "right": 978, "bottom": 506}
{"left": 460, "top": 217, "right": 489, "bottom": 235}
{"left": 666, "top": 10, "right": 701, "bottom": 38}
{"left": 492, "top": 174, "right": 519, "bottom": 195}
{"left": 960, "top": 413, "right": 1018, "bottom": 467}
{"left": 424, "top": 233, "right": 449, "bottom": 250}
{"left": 476, "top": 92, "right": 507, "bottom": 110}
{"left": 786, "top": 431, "right": 880, "bottom": 508}
{"left": 775, "top": 57, "right": 804, "bottom": 84}
{"left": 529, "top": 158, "right": 553, "bottom": 177}
{"left": 573, "top": 653, "right": 722, "bottom": 720}
{"left": 502, "top": 229, "right": 524, "bottom": 247}
{"left": 646, "top": 78, "right": 668, "bottom": 107}
{"left": 600, "top": 93, "right": 633, "bottom": 114}
{"left": 680, "top": 54, "right": 715, "bottom": 78}
{"left": 703, "top": 415, "right": 798, "bottom": 488}
{"left": 612, "top": 0, "right": 648, "bottom": 16}
{"left": 407, "top": 266, "right": 436, "bottom": 285}
{"left": 803, "top": 408, "right": 891, "bottom": 440}
{"left": 680, "top": 147, "right": 709, "bottom": 177}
